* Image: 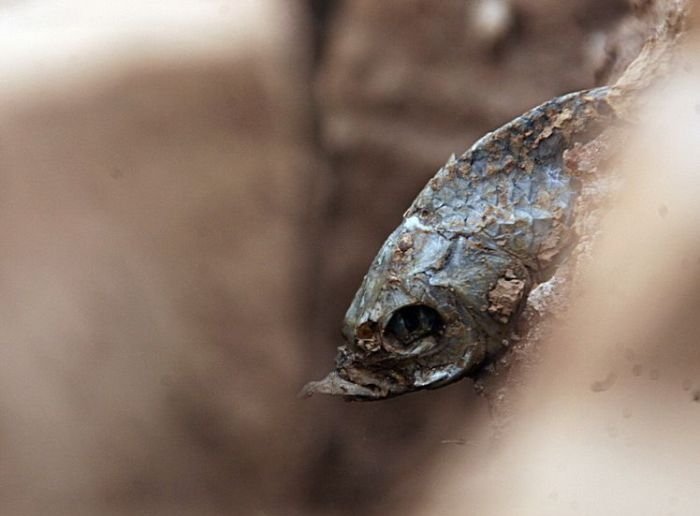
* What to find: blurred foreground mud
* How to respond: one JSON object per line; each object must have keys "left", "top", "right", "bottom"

{"left": 0, "top": 2, "right": 316, "bottom": 515}
{"left": 1, "top": 1, "right": 694, "bottom": 515}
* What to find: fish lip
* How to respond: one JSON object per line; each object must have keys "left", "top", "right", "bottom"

{"left": 300, "top": 357, "right": 473, "bottom": 401}
{"left": 299, "top": 370, "right": 398, "bottom": 400}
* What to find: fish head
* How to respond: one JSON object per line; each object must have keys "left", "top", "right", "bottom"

{"left": 303, "top": 216, "right": 532, "bottom": 400}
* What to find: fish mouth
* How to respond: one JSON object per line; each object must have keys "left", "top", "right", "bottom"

{"left": 299, "top": 371, "right": 383, "bottom": 400}
{"left": 299, "top": 362, "right": 468, "bottom": 401}
{"left": 299, "top": 368, "right": 406, "bottom": 400}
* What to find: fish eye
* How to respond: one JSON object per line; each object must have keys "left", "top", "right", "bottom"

{"left": 383, "top": 305, "right": 444, "bottom": 354}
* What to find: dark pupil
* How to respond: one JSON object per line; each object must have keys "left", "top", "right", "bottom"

{"left": 385, "top": 305, "right": 442, "bottom": 346}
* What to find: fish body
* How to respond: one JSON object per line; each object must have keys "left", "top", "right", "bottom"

{"left": 304, "top": 87, "right": 617, "bottom": 400}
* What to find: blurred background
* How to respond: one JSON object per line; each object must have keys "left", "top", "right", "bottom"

{"left": 2, "top": 1, "right": 697, "bottom": 515}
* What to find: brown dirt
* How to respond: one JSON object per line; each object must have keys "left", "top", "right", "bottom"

{"left": 0, "top": 1, "right": 678, "bottom": 515}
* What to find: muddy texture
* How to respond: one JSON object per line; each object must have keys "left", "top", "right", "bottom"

{"left": 0, "top": 1, "right": 670, "bottom": 516}
{"left": 0, "top": 3, "right": 318, "bottom": 515}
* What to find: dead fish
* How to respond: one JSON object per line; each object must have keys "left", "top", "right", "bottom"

{"left": 303, "top": 87, "right": 617, "bottom": 400}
